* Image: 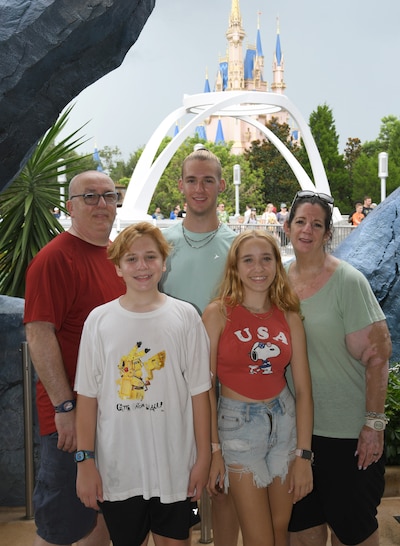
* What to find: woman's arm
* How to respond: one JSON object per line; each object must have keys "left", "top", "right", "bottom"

{"left": 202, "top": 302, "right": 226, "bottom": 496}
{"left": 346, "top": 319, "right": 392, "bottom": 469}
{"left": 75, "top": 394, "right": 103, "bottom": 510}
{"left": 286, "top": 311, "right": 314, "bottom": 503}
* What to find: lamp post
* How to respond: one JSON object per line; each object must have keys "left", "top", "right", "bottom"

{"left": 378, "top": 152, "right": 388, "bottom": 203}
{"left": 233, "top": 164, "right": 241, "bottom": 217}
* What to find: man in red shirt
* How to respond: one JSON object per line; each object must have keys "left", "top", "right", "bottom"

{"left": 24, "top": 171, "right": 125, "bottom": 546}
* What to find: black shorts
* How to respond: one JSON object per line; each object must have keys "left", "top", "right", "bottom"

{"left": 100, "top": 496, "right": 200, "bottom": 546}
{"left": 288, "top": 435, "right": 385, "bottom": 545}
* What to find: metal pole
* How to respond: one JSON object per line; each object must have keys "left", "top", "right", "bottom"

{"left": 199, "top": 489, "right": 213, "bottom": 543}
{"left": 22, "top": 341, "right": 35, "bottom": 519}
{"left": 380, "top": 177, "right": 386, "bottom": 203}
{"left": 378, "top": 152, "right": 388, "bottom": 203}
{"left": 233, "top": 164, "right": 241, "bottom": 217}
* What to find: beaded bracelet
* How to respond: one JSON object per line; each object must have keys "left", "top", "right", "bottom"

{"left": 365, "top": 411, "right": 388, "bottom": 422}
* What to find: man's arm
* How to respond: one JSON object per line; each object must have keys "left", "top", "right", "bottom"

{"left": 25, "top": 321, "right": 76, "bottom": 452}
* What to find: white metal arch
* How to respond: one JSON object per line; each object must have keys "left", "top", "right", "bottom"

{"left": 119, "top": 91, "right": 333, "bottom": 220}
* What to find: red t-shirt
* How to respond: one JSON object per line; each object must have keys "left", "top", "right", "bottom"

{"left": 24, "top": 232, "right": 125, "bottom": 435}
{"left": 217, "top": 304, "right": 292, "bottom": 400}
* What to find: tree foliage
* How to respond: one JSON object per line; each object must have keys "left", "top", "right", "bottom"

{"left": 349, "top": 116, "right": 400, "bottom": 207}
{"left": 85, "top": 110, "right": 400, "bottom": 219}
{"left": 244, "top": 118, "right": 302, "bottom": 210}
{"left": 308, "top": 104, "right": 349, "bottom": 211}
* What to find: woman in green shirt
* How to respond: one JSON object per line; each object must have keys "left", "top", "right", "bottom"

{"left": 284, "top": 191, "right": 392, "bottom": 546}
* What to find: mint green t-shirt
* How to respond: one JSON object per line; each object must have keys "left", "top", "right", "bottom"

{"left": 286, "top": 260, "right": 386, "bottom": 438}
{"left": 160, "top": 222, "right": 237, "bottom": 314}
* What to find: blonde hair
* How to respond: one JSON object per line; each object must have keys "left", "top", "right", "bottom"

{"left": 108, "top": 222, "right": 171, "bottom": 265}
{"left": 217, "top": 229, "right": 300, "bottom": 314}
{"left": 181, "top": 146, "right": 222, "bottom": 180}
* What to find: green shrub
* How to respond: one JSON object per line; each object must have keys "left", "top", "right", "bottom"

{"left": 385, "top": 363, "right": 400, "bottom": 465}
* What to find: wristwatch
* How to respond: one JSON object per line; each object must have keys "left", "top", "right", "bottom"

{"left": 74, "top": 450, "right": 95, "bottom": 463}
{"left": 54, "top": 399, "right": 76, "bottom": 413}
{"left": 295, "top": 448, "right": 314, "bottom": 463}
{"left": 365, "top": 418, "right": 386, "bottom": 431}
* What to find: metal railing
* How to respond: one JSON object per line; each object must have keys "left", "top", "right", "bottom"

{"left": 59, "top": 216, "right": 356, "bottom": 254}
{"left": 226, "top": 222, "right": 355, "bottom": 257}
{"left": 22, "top": 341, "right": 35, "bottom": 519}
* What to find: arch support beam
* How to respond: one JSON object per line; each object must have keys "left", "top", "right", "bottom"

{"left": 120, "top": 91, "right": 333, "bottom": 220}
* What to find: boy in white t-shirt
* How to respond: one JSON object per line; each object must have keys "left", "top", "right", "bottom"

{"left": 74, "top": 222, "right": 211, "bottom": 546}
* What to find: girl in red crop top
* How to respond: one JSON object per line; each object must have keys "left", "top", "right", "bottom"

{"left": 202, "top": 229, "right": 313, "bottom": 546}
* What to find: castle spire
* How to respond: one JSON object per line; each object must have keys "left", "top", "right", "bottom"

{"left": 226, "top": 0, "right": 245, "bottom": 90}
{"left": 204, "top": 68, "right": 211, "bottom": 93}
{"left": 271, "top": 16, "right": 285, "bottom": 94}
{"left": 230, "top": 0, "right": 241, "bottom": 25}
{"left": 275, "top": 17, "right": 282, "bottom": 66}
{"left": 256, "top": 11, "right": 263, "bottom": 57}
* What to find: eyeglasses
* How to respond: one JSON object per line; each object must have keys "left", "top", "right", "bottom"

{"left": 291, "top": 190, "right": 334, "bottom": 210}
{"left": 69, "top": 192, "right": 118, "bottom": 205}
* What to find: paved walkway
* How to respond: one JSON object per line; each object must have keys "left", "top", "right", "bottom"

{"left": 1, "top": 497, "right": 400, "bottom": 546}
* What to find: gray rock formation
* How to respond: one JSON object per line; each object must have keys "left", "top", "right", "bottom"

{"left": 334, "top": 187, "right": 400, "bottom": 362}
{"left": 0, "top": 0, "right": 155, "bottom": 192}
{"left": 0, "top": 296, "right": 39, "bottom": 506}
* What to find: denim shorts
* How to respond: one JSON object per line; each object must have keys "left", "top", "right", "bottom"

{"left": 33, "top": 432, "right": 97, "bottom": 544}
{"left": 218, "top": 385, "right": 297, "bottom": 489}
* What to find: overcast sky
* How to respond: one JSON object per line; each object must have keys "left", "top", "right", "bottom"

{"left": 59, "top": 0, "right": 400, "bottom": 161}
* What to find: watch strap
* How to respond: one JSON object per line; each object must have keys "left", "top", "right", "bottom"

{"left": 74, "top": 450, "right": 95, "bottom": 463}
{"left": 295, "top": 448, "right": 314, "bottom": 463}
{"left": 54, "top": 399, "right": 76, "bottom": 413}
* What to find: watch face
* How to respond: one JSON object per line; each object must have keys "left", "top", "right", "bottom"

{"left": 63, "top": 401, "right": 74, "bottom": 412}
{"left": 374, "top": 421, "right": 384, "bottom": 430}
{"left": 75, "top": 451, "right": 85, "bottom": 462}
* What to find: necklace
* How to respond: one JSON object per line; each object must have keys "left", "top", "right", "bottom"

{"left": 241, "top": 303, "right": 274, "bottom": 319}
{"left": 182, "top": 222, "right": 221, "bottom": 249}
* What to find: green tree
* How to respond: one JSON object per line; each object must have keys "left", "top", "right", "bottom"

{"left": 351, "top": 153, "right": 381, "bottom": 205}
{"left": 344, "top": 138, "right": 362, "bottom": 211}
{"left": 0, "top": 107, "right": 89, "bottom": 297}
{"left": 308, "top": 104, "right": 349, "bottom": 211}
{"left": 350, "top": 116, "right": 400, "bottom": 204}
{"left": 245, "top": 118, "right": 302, "bottom": 209}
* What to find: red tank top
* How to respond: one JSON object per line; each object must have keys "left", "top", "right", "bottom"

{"left": 217, "top": 304, "right": 292, "bottom": 399}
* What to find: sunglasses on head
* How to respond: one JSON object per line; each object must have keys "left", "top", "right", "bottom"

{"left": 291, "top": 190, "right": 334, "bottom": 210}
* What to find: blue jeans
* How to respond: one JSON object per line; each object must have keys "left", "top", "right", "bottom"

{"left": 33, "top": 432, "right": 97, "bottom": 544}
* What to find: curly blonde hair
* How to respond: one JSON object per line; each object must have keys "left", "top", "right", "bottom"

{"left": 216, "top": 229, "right": 300, "bottom": 315}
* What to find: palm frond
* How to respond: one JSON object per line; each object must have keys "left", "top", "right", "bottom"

{"left": 0, "top": 106, "right": 90, "bottom": 297}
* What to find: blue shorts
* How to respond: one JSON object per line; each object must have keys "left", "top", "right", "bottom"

{"left": 100, "top": 496, "right": 200, "bottom": 546}
{"left": 33, "top": 432, "right": 97, "bottom": 544}
{"left": 288, "top": 435, "right": 385, "bottom": 544}
{"left": 218, "top": 385, "right": 297, "bottom": 490}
